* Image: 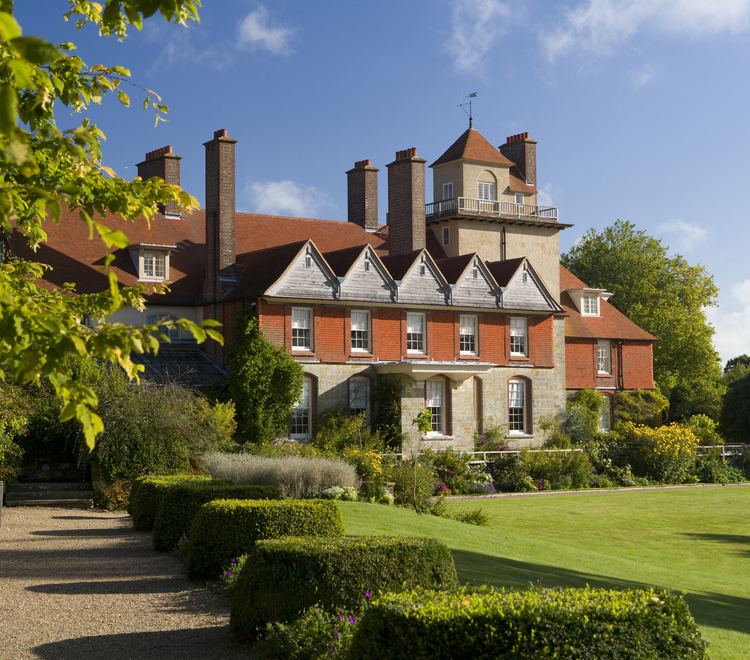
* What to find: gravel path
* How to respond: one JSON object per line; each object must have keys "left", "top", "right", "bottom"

{"left": 0, "top": 506, "right": 251, "bottom": 659}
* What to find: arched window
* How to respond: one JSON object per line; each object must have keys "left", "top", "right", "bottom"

{"left": 508, "top": 377, "right": 531, "bottom": 435}
{"left": 477, "top": 171, "right": 497, "bottom": 201}
{"left": 291, "top": 374, "right": 316, "bottom": 441}
{"left": 348, "top": 376, "right": 370, "bottom": 422}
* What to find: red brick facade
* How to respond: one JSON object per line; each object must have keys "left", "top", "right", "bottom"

{"left": 565, "top": 338, "right": 654, "bottom": 391}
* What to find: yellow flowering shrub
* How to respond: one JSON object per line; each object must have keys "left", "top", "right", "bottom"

{"left": 623, "top": 422, "right": 699, "bottom": 483}
{"left": 342, "top": 447, "right": 384, "bottom": 482}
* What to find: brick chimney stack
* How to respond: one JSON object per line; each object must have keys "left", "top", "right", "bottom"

{"left": 386, "top": 147, "right": 426, "bottom": 255}
{"left": 346, "top": 159, "right": 379, "bottom": 231}
{"left": 136, "top": 145, "right": 182, "bottom": 217}
{"left": 203, "top": 128, "right": 237, "bottom": 303}
{"left": 499, "top": 132, "right": 537, "bottom": 187}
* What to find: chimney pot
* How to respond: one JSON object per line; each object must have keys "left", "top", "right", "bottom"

{"left": 214, "top": 128, "right": 228, "bottom": 139}
{"left": 136, "top": 145, "right": 181, "bottom": 217}
{"left": 354, "top": 159, "right": 371, "bottom": 169}
{"left": 347, "top": 159, "right": 379, "bottom": 230}
{"left": 499, "top": 131, "right": 537, "bottom": 187}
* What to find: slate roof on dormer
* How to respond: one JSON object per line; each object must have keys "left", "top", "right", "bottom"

{"left": 380, "top": 250, "right": 424, "bottom": 280}
{"left": 430, "top": 128, "right": 515, "bottom": 168}
{"left": 321, "top": 244, "right": 369, "bottom": 277}
{"left": 434, "top": 254, "right": 475, "bottom": 284}
{"left": 484, "top": 257, "right": 526, "bottom": 287}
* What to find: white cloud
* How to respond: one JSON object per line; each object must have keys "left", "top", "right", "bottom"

{"left": 143, "top": 24, "right": 233, "bottom": 70}
{"left": 536, "top": 183, "right": 560, "bottom": 208}
{"left": 446, "top": 0, "right": 514, "bottom": 73}
{"left": 706, "top": 280, "right": 750, "bottom": 364}
{"left": 545, "top": 0, "right": 750, "bottom": 61}
{"left": 246, "top": 180, "right": 333, "bottom": 217}
{"left": 657, "top": 219, "right": 707, "bottom": 252}
{"left": 238, "top": 6, "right": 294, "bottom": 55}
{"left": 630, "top": 63, "right": 656, "bottom": 87}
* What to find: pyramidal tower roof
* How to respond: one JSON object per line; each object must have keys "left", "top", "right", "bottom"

{"left": 430, "top": 127, "right": 514, "bottom": 168}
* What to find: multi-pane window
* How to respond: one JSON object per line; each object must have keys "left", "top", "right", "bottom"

{"left": 459, "top": 315, "right": 477, "bottom": 354}
{"left": 477, "top": 182, "right": 496, "bottom": 200}
{"left": 510, "top": 317, "right": 528, "bottom": 356}
{"left": 290, "top": 377, "right": 311, "bottom": 440}
{"left": 442, "top": 226, "right": 450, "bottom": 245}
{"left": 442, "top": 182, "right": 454, "bottom": 200}
{"left": 291, "top": 307, "right": 312, "bottom": 351}
{"left": 148, "top": 313, "right": 178, "bottom": 341}
{"left": 426, "top": 379, "right": 444, "bottom": 435}
{"left": 597, "top": 340, "right": 611, "bottom": 374}
{"left": 143, "top": 250, "right": 166, "bottom": 280}
{"left": 582, "top": 295, "right": 600, "bottom": 316}
{"left": 349, "top": 378, "right": 369, "bottom": 420}
{"left": 514, "top": 193, "right": 524, "bottom": 205}
{"left": 351, "top": 310, "right": 370, "bottom": 352}
{"left": 599, "top": 400, "right": 611, "bottom": 432}
{"left": 406, "top": 313, "right": 425, "bottom": 353}
{"left": 508, "top": 380, "right": 527, "bottom": 433}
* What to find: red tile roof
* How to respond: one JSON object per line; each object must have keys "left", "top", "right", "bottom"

{"left": 560, "top": 266, "right": 656, "bottom": 341}
{"left": 430, "top": 128, "right": 515, "bottom": 168}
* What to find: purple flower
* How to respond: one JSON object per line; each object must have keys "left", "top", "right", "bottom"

{"left": 348, "top": 616, "right": 357, "bottom": 625}
{"left": 334, "top": 632, "right": 341, "bottom": 640}
{"left": 230, "top": 558, "right": 237, "bottom": 565}
{"left": 337, "top": 614, "right": 345, "bottom": 621}
{"left": 364, "top": 590, "right": 372, "bottom": 599}
{"left": 225, "top": 570, "right": 234, "bottom": 578}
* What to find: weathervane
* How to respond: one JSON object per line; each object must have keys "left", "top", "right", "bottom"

{"left": 459, "top": 92, "right": 478, "bottom": 128}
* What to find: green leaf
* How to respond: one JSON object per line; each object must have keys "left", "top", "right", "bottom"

{"left": 117, "top": 89, "right": 130, "bottom": 107}
{"left": 95, "top": 222, "right": 129, "bottom": 249}
{"left": 0, "top": 11, "right": 21, "bottom": 41}
{"left": 0, "top": 83, "right": 18, "bottom": 134}
{"left": 10, "top": 36, "right": 62, "bottom": 64}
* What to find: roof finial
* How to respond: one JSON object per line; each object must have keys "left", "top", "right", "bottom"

{"left": 459, "top": 92, "right": 478, "bottom": 129}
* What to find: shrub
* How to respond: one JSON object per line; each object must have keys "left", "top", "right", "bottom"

{"left": 614, "top": 388, "right": 670, "bottom": 427}
{"left": 230, "top": 536, "right": 458, "bottom": 641}
{"left": 687, "top": 414, "right": 723, "bottom": 446}
{"left": 475, "top": 424, "right": 508, "bottom": 451}
{"left": 152, "top": 481, "right": 281, "bottom": 551}
{"left": 490, "top": 455, "right": 537, "bottom": 493}
{"left": 522, "top": 450, "right": 594, "bottom": 490}
{"left": 427, "top": 449, "right": 473, "bottom": 494}
{"left": 228, "top": 314, "right": 304, "bottom": 445}
{"left": 391, "top": 458, "right": 437, "bottom": 512}
{"left": 695, "top": 450, "right": 744, "bottom": 484}
{"left": 565, "top": 389, "right": 604, "bottom": 444}
{"left": 320, "top": 486, "right": 359, "bottom": 501}
{"left": 220, "top": 554, "right": 246, "bottom": 593}
{"left": 465, "top": 464, "right": 495, "bottom": 494}
{"left": 349, "top": 586, "right": 707, "bottom": 660}
{"left": 372, "top": 376, "right": 408, "bottom": 451}
{"left": 623, "top": 422, "right": 699, "bottom": 483}
{"left": 313, "top": 411, "right": 385, "bottom": 454}
{"left": 201, "top": 452, "right": 360, "bottom": 498}
{"left": 722, "top": 369, "right": 750, "bottom": 442}
{"left": 0, "top": 383, "right": 31, "bottom": 482}
{"left": 187, "top": 498, "right": 344, "bottom": 580}
{"left": 453, "top": 509, "right": 489, "bottom": 526}
{"left": 128, "top": 474, "right": 213, "bottom": 531}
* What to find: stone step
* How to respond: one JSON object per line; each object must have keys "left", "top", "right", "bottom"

{"left": 3, "top": 498, "right": 93, "bottom": 508}
{"left": 5, "top": 489, "right": 93, "bottom": 500}
{"left": 7, "top": 482, "right": 91, "bottom": 493}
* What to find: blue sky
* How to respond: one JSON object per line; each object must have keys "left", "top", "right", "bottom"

{"left": 18, "top": 0, "right": 750, "bottom": 363}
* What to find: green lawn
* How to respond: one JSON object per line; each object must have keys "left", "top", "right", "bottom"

{"left": 339, "top": 487, "right": 750, "bottom": 660}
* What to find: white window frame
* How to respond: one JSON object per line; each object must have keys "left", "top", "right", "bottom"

{"left": 597, "top": 340, "right": 611, "bottom": 374}
{"left": 406, "top": 312, "right": 425, "bottom": 354}
{"left": 350, "top": 310, "right": 371, "bottom": 353}
{"left": 290, "top": 377, "right": 312, "bottom": 440}
{"left": 477, "top": 181, "right": 496, "bottom": 201}
{"left": 442, "top": 182, "right": 454, "bottom": 200}
{"left": 599, "top": 399, "right": 611, "bottom": 432}
{"left": 425, "top": 378, "right": 445, "bottom": 436}
{"left": 459, "top": 314, "right": 478, "bottom": 355}
{"left": 291, "top": 307, "right": 313, "bottom": 352}
{"left": 508, "top": 379, "right": 527, "bottom": 435}
{"left": 582, "top": 295, "right": 600, "bottom": 317}
{"left": 142, "top": 250, "right": 167, "bottom": 281}
{"left": 514, "top": 193, "right": 524, "bottom": 205}
{"left": 442, "top": 226, "right": 450, "bottom": 245}
{"left": 349, "top": 377, "right": 370, "bottom": 421}
{"left": 510, "top": 317, "right": 528, "bottom": 357}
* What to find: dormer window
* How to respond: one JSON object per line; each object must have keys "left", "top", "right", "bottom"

{"left": 582, "top": 295, "right": 600, "bottom": 316}
{"left": 143, "top": 251, "right": 166, "bottom": 280}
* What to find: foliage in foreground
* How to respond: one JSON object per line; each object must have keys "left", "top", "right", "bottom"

{"left": 349, "top": 586, "right": 708, "bottom": 660}
{"left": 0, "top": 1, "right": 222, "bottom": 448}
{"left": 187, "top": 498, "right": 344, "bottom": 580}
{"left": 0, "top": 382, "right": 31, "bottom": 481}
{"left": 230, "top": 536, "right": 457, "bottom": 641}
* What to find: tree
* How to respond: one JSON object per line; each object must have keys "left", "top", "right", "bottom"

{"left": 721, "top": 370, "right": 750, "bottom": 443}
{"left": 562, "top": 220, "right": 724, "bottom": 420}
{"left": 724, "top": 354, "right": 750, "bottom": 378}
{"left": 228, "top": 314, "right": 304, "bottom": 445}
{"left": 0, "top": 1, "right": 220, "bottom": 449}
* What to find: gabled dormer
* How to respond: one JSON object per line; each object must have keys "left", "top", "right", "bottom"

{"left": 565, "top": 287, "right": 613, "bottom": 317}
{"left": 324, "top": 244, "right": 396, "bottom": 303}
{"left": 130, "top": 242, "right": 176, "bottom": 283}
{"left": 264, "top": 240, "right": 339, "bottom": 299}
{"left": 381, "top": 249, "right": 451, "bottom": 305}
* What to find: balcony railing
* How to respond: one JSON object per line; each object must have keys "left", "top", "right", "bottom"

{"left": 425, "top": 197, "right": 558, "bottom": 222}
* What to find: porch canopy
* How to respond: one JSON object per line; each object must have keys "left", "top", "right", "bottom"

{"left": 374, "top": 360, "right": 494, "bottom": 383}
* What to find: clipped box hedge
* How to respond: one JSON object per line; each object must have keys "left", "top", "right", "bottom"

{"left": 349, "top": 586, "right": 708, "bottom": 660}
{"left": 152, "top": 482, "right": 281, "bottom": 551}
{"left": 128, "top": 474, "right": 213, "bottom": 531}
{"left": 186, "top": 499, "right": 344, "bottom": 580}
{"left": 231, "top": 536, "right": 458, "bottom": 642}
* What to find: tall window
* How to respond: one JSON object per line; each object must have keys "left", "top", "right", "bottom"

{"left": 510, "top": 317, "right": 528, "bottom": 357}
{"left": 143, "top": 250, "right": 166, "bottom": 280}
{"left": 291, "top": 307, "right": 312, "bottom": 351}
{"left": 508, "top": 379, "right": 527, "bottom": 433}
{"left": 350, "top": 310, "right": 370, "bottom": 352}
{"left": 597, "top": 340, "right": 611, "bottom": 374}
{"left": 291, "top": 377, "right": 312, "bottom": 440}
{"left": 442, "top": 226, "right": 450, "bottom": 245}
{"left": 406, "top": 312, "right": 425, "bottom": 353}
{"left": 426, "top": 379, "right": 444, "bottom": 435}
{"left": 442, "top": 182, "right": 454, "bottom": 200}
{"left": 349, "top": 377, "right": 369, "bottom": 420}
{"left": 459, "top": 315, "right": 477, "bottom": 354}
{"left": 582, "top": 295, "right": 600, "bottom": 316}
{"left": 477, "top": 182, "right": 496, "bottom": 200}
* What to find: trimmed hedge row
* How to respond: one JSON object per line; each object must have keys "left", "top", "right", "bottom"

{"left": 349, "top": 586, "right": 708, "bottom": 660}
{"left": 152, "top": 482, "right": 282, "bottom": 551}
{"left": 128, "top": 474, "right": 213, "bottom": 531}
{"left": 231, "top": 536, "right": 458, "bottom": 641}
{"left": 186, "top": 499, "right": 344, "bottom": 580}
